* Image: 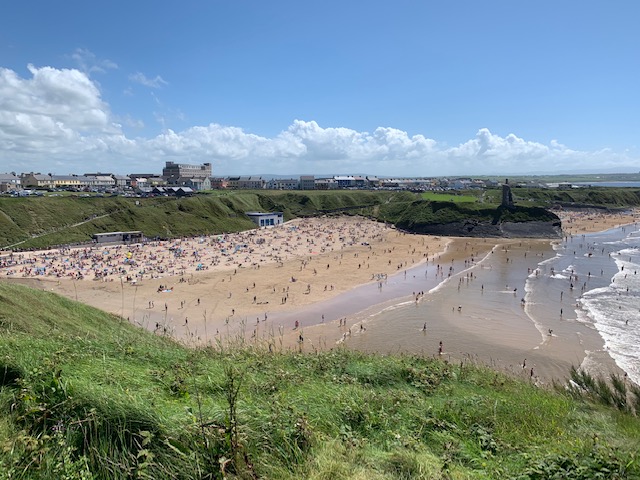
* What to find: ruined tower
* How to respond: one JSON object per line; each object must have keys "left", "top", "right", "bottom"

{"left": 501, "top": 178, "right": 514, "bottom": 208}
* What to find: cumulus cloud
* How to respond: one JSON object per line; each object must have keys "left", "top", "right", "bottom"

{"left": 0, "top": 64, "right": 638, "bottom": 176}
{"left": 129, "top": 72, "right": 168, "bottom": 89}
{"left": 0, "top": 64, "right": 121, "bottom": 159}
{"left": 443, "top": 128, "right": 587, "bottom": 173}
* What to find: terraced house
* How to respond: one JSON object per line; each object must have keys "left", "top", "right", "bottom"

{"left": 0, "top": 173, "right": 21, "bottom": 192}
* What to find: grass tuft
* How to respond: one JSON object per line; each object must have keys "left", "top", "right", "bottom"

{"left": 1, "top": 282, "right": 639, "bottom": 479}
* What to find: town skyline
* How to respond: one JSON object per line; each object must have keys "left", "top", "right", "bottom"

{"left": 2, "top": 2, "right": 639, "bottom": 176}
{"left": 5, "top": 163, "right": 637, "bottom": 197}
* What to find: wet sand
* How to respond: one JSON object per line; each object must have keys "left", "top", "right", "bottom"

{"left": 298, "top": 239, "right": 620, "bottom": 385}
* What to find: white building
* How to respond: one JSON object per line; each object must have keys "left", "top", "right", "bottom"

{"left": 245, "top": 212, "right": 284, "bottom": 227}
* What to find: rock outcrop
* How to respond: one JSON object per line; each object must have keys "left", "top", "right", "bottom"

{"left": 401, "top": 219, "right": 562, "bottom": 238}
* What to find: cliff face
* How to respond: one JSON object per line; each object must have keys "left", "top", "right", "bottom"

{"left": 404, "top": 219, "right": 562, "bottom": 238}
{"left": 388, "top": 202, "right": 563, "bottom": 239}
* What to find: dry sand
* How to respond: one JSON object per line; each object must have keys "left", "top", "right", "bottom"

{"left": 3, "top": 210, "right": 638, "bottom": 384}
{"left": 555, "top": 207, "right": 640, "bottom": 235}
{"left": 2, "top": 216, "right": 449, "bottom": 340}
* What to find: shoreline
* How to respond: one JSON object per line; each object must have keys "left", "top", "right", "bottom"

{"left": 3, "top": 210, "right": 640, "bottom": 385}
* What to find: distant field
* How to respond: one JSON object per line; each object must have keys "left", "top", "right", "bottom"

{"left": 420, "top": 191, "right": 478, "bottom": 203}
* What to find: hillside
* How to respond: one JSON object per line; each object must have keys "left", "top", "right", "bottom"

{"left": 1, "top": 282, "right": 639, "bottom": 479}
{"left": 0, "top": 189, "right": 566, "bottom": 250}
{"left": 482, "top": 187, "right": 640, "bottom": 209}
{"left": 0, "top": 191, "right": 415, "bottom": 250}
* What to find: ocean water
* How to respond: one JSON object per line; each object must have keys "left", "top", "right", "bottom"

{"left": 516, "top": 223, "right": 640, "bottom": 383}
{"left": 573, "top": 181, "right": 640, "bottom": 188}
{"left": 571, "top": 227, "right": 640, "bottom": 384}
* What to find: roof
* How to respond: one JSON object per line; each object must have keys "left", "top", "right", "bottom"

{"left": 245, "top": 211, "right": 283, "bottom": 216}
{"left": 93, "top": 230, "right": 143, "bottom": 237}
{"left": 52, "top": 175, "right": 90, "bottom": 181}
{"left": 0, "top": 174, "right": 20, "bottom": 181}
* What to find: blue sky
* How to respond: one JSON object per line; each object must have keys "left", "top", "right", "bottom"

{"left": 1, "top": 1, "right": 639, "bottom": 176}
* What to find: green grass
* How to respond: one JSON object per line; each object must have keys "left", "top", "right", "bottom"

{"left": 421, "top": 192, "right": 479, "bottom": 203}
{"left": 486, "top": 187, "right": 640, "bottom": 209}
{"left": 0, "top": 191, "right": 414, "bottom": 250}
{"left": 1, "top": 282, "right": 639, "bottom": 479}
{"left": 7, "top": 186, "right": 637, "bottom": 250}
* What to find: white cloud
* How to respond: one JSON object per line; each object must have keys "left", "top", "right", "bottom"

{"left": 129, "top": 72, "right": 168, "bottom": 89}
{"left": 0, "top": 64, "right": 638, "bottom": 176}
{"left": 0, "top": 64, "right": 119, "bottom": 148}
{"left": 70, "top": 48, "right": 118, "bottom": 75}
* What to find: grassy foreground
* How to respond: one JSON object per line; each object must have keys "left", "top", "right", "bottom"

{"left": 1, "top": 282, "right": 639, "bottom": 479}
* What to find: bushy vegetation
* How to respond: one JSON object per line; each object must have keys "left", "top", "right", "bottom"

{"left": 1, "top": 282, "right": 639, "bottom": 479}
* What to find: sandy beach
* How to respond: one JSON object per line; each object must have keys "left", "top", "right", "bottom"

{"left": 555, "top": 207, "right": 640, "bottom": 235}
{"left": 1, "top": 216, "right": 450, "bottom": 340}
{"left": 3, "top": 208, "right": 640, "bottom": 385}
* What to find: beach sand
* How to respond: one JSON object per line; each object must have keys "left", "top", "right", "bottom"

{"left": 2, "top": 216, "right": 449, "bottom": 340}
{"left": 555, "top": 207, "right": 640, "bottom": 235}
{"left": 3, "top": 210, "right": 639, "bottom": 385}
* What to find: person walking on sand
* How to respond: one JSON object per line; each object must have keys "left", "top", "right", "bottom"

{"left": 438, "top": 341, "right": 443, "bottom": 355}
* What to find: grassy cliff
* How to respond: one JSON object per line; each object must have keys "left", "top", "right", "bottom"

{"left": 1, "top": 282, "right": 639, "bottom": 479}
{"left": 0, "top": 191, "right": 416, "bottom": 250}
{"left": 5, "top": 185, "right": 639, "bottom": 250}
{"left": 482, "top": 187, "right": 640, "bottom": 209}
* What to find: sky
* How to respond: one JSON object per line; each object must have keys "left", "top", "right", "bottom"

{"left": 1, "top": 1, "right": 639, "bottom": 177}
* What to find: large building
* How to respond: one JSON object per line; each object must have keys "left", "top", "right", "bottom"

{"left": 299, "top": 175, "right": 315, "bottom": 190}
{"left": 162, "top": 162, "right": 212, "bottom": 189}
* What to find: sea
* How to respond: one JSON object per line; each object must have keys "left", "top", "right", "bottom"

{"left": 573, "top": 181, "right": 640, "bottom": 188}
{"left": 280, "top": 222, "right": 640, "bottom": 384}
{"left": 571, "top": 224, "right": 640, "bottom": 384}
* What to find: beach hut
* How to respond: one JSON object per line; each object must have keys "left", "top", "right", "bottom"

{"left": 245, "top": 212, "right": 284, "bottom": 228}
